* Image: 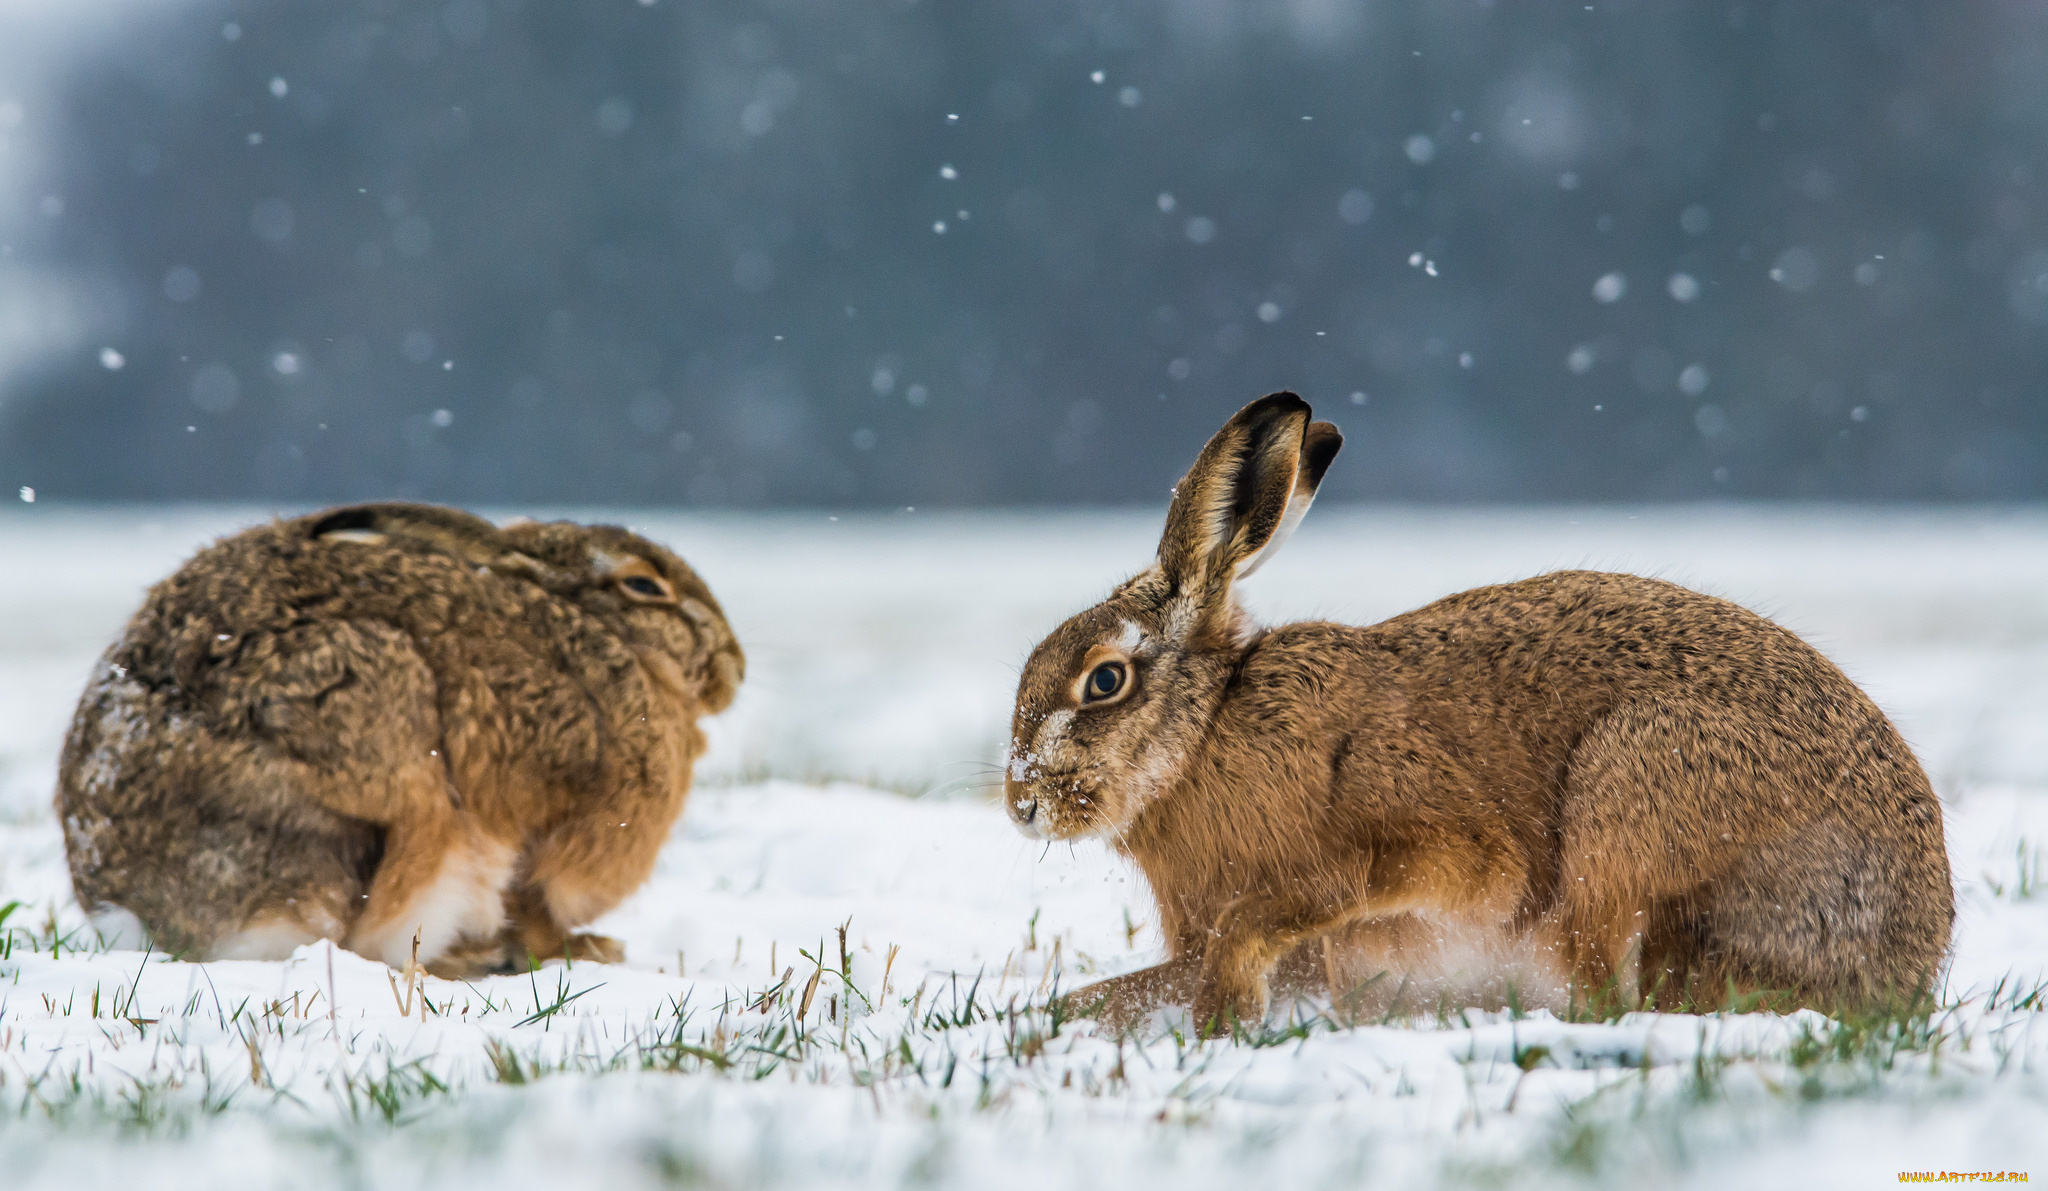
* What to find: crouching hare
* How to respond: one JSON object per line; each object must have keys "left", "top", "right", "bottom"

{"left": 1005, "top": 393, "right": 1952, "bottom": 1033}
{"left": 59, "top": 503, "right": 743, "bottom": 976}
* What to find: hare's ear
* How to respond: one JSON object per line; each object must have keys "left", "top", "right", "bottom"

{"left": 1235, "top": 418, "right": 1341, "bottom": 579}
{"left": 1154, "top": 394, "right": 1341, "bottom": 642}
{"left": 307, "top": 506, "right": 390, "bottom": 545}
{"left": 308, "top": 503, "right": 522, "bottom": 568}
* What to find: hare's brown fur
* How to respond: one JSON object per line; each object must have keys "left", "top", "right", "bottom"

{"left": 58, "top": 504, "right": 743, "bottom": 975}
{"left": 1006, "top": 394, "right": 1953, "bottom": 1032}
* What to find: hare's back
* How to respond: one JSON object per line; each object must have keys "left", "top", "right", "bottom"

{"left": 1353, "top": 570, "right": 1939, "bottom": 837}
{"left": 134, "top": 518, "right": 517, "bottom": 648}
{"left": 1296, "top": 571, "right": 1914, "bottom": 802}
{"left": 1381, "top": 569, "right": 1867, "bottom": 713}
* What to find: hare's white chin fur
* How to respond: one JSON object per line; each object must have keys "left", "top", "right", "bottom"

{"left": 354, "top": 838, "right": 517, "bottom": 968}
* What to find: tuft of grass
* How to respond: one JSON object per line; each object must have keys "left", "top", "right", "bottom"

{"left": 334, "top": 1057, "right": 452, "bottom": 1125}
{"left": 1983, "top": 838, "right": 2046, "bottom": 902}
{"left": 0, "top": 900, "right": 111, "bottom": 963}
{"left": 1784, "top": 989, "right": 1948, "bottom": 1097}
{"left": 514, "top": 967, "right": 606, "bottom": 1029}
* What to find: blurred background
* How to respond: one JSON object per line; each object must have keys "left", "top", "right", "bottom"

{"left": 0, "top": 0, "right": 2045, "bottom": 507}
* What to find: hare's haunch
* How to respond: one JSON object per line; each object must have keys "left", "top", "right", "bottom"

{"left": 1005, "top": 394, "right": 1952, "bottom": 1033}
{"left": 58, "top": 504, "right": 743, "bottom": 976}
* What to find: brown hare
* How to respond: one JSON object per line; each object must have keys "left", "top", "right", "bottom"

{"left": 57, "top": 503, "right": 743, "bottom": 976}
{"left": 1004, "top": 393, "right": 1953, "bottom": 1034}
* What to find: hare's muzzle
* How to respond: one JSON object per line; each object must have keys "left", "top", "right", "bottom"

{"left": 1004, "top": 776, "right": 1050, "bottom": 840}
{"left": 703, "top": 640, "right": 745, "bottom": 713}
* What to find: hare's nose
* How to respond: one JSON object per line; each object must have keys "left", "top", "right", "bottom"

{"left": 1003, "top": 778, "right": 1046, "bottom": 837}
{"left": 1011, "top": 797, "right": 1049, "bottom": 840}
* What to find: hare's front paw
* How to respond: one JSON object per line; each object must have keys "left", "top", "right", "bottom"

{"left": 424, "top": 933, "right": 521, "bottom": 980}
{"left": 1189, "top": 974, "right": 1266, "bottom": 1039}
{"left": 563, "top": 932, "right": 625, "bottom": 965}
{"left": 1058, "top": 979, "right": 1129, "bottom": 1026}
{"left": 1058, "top": 959, "right": 1202, "bottom": 1034}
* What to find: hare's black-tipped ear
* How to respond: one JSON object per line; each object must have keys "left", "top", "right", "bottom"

{"left": 1155, "top": 393, "right": 1337, "bottom": 643}
{"left": 308, "top": 503, "right": 507, "bottom": 565}
{"left": 308, "top": 506, "right": 388, "bottom": 545}
{"left": 1236, "top": 419, "right": 1341, "bottom": 579}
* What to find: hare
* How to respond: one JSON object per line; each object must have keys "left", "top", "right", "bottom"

{"left": 1005, "top": 393, "right": 1953, "bottom": 1033}
{"left": 57, "top": 503, "right": 743, "bottom": 976}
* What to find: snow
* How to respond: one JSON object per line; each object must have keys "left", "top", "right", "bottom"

{"left": 0, "top": 504, "right": 2045, "bottom": 1187}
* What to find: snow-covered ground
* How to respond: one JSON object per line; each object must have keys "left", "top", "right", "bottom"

{"left": 1, "top": 503, "right": 2045, "bottom": 1188}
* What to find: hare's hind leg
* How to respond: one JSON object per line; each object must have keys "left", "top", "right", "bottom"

{"left": 141, "top": 811, "right": 367, "bottom": 963}
{"left": 1697, "top": 820, "right": 1944, "bottom": 1011}
{"left": 1700, "top": 730, "right": 1951, "bottom": 1011}
{"left": 207, "top": 769, "right": 376, "bottom": 960}
{"left": 99, "top": 808, "right": 367, "bottom": 964}
{"left": 1560, "top": 697, "right": 1948, "bottom": 1012}
{"left": 62, "top": 736, "right": 375, "bottom": 962}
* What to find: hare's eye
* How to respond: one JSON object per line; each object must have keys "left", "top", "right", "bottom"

{"left": 1084, "top": 661, "right": 1126, "bottom": 702}
{"left": 622, "top": 575, "right": 671, "bottom": 600}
